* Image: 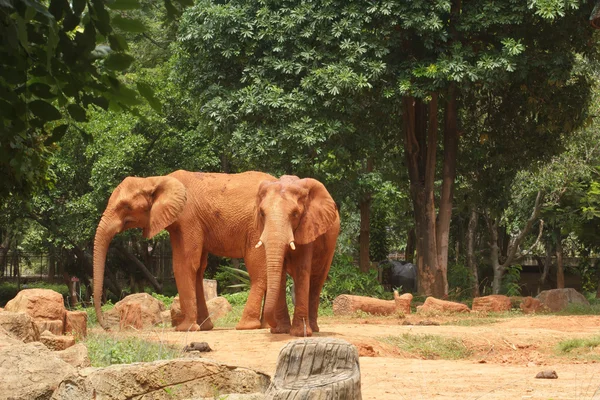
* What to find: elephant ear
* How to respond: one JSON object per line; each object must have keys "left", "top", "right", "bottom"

{"left": 144, "top": 176, "right": 187, "bottom": 239}
{"left": 294, "top": 178, "right": 338, "bottom": 244}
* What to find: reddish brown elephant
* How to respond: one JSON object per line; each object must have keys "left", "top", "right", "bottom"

{"left": 93, "top": 170, "right": 277, "bottom": 331}
{"left": 255, "top": 175, "right": 340, "bottom": 336}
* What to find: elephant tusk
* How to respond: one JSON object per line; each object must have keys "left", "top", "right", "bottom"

{"left": 255, "top": 240, "right": 263, "bottom": 249}
{"left": 290, "top": 241, "right": 296, "bottom": 250}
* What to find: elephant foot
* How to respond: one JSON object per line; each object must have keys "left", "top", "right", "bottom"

{"left": 309, "top": 320, "right": 320, "bottom": 333}
{"left": 289, "top": 322, "right": 312, "bottom": 337}
{"left": 175, "top": 321, "right": 201, "bottom": 332}
{"left": 198, "top": 318, "right": 214, "bottom": 331}
{"left": 236, "top": 319, "right": 262, "bottom": 330}
{"left": 270, "top": 323, "right": 291, "bottom": 334}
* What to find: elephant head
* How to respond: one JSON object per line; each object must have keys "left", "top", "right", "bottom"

{"left": 255, "top": 176, "right": 338, "bottom": 327}
{"left": 93, "top": 176, "right": 187, "bottom": 327}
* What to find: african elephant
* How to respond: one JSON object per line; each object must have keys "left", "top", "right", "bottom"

{"left": 255, "top": 175, "right": 340, "bottom": 337}
{"left": 93, "top": 170, "right": 276, "bottom": 331}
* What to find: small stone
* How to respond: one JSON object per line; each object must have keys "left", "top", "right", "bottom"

{"left": 183, "top": 342, "right": 212, "bottom": 352}
{"left": 535, "top": 370, "right": 558, "bottom": 379}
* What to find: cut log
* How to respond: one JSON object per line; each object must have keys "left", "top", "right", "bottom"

{"left": 332, "top": 291, "right": 412, "bottom": 316}
{"left": 266, "top": 338, "right": 362, "bottom": 400}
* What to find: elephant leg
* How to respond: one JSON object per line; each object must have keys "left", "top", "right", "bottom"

{"left": 309, "top": 233, "right": 337, "bottom": 333}
{"left": 170, "top": 229, "right": 201, "bottom": 332}
{"left": 195, "top": 251, "right": 213, "bottom": 330}
{"left": 289, "top": 248, "right": 313, "bottom": 337}
{"left": 270, "top": 269, "right": 291, "bottom": 334}
{"left": 236, "top": 252, "right": 265, "bottom": 330}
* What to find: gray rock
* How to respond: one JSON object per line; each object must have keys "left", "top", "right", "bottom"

{"left": 536, "top": 288, "right": 589, "bottom": 312}
{"left": 52, "top": 358, "right": 270, "bottom": 400}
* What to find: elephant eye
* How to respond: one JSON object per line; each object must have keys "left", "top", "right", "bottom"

{"left": 291, "top": 210, "right": 299, "bottom": 218}
{"left": 260, "top": 209, "right": 265, "bottom": 217}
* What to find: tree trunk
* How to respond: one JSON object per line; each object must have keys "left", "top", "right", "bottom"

{"left": 0, "top": 233, "right": 10, "bottom": 278}
{"left": 537, "top": 240, "right": 553, "bottom": 295}
{"left": 405, "top": 228, "right": 416, "bottom": 263}
{"left": 466, "top": 206, "right": 479, "bottom": 297}
{"left": 403, "top": 93, "right": 454, "bottom": 298}
{"left": 48, "top": 251, "right": 56, "bottom": 283}
{"left": 359, "top": 158, "right": 374, "bottom": 273}
{"left": 116, "top": 245, "right": 163, "bottom": 293}
{"left": 556, "top": 229, "right": 564, "bottom": 289}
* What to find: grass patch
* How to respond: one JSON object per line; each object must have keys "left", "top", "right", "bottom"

{"left": 556, "top": 336, "right": 600, "bottom": 359}
{"left": 213, "top": 302, "right": 245, "bottom": 328}
{"left": 443, "top": 318, "right": 499, "bottom": 326}
{"left": 379, "top": 333, "right": 472, "bottom": 360}
{"left": 554, "top": 303, "right": 600, "bottom": 316}
{"left": 85, "top": 332, "right": 180, "bottom": 367}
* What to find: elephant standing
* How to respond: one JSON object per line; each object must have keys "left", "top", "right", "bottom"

{"left": 255, "top": 175, "right": 340, "bottom": 337}
{"left": 93, "top": 170, "right": 276, "bottom": 331}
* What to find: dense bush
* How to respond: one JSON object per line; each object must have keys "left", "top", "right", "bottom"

{"left": 320, "top": 255, "right": 389, "bottom": 305}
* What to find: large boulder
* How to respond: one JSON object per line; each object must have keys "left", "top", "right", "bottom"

{"left": 39, "top": 330, "right": 76, "bottom": 351}
{"left": 104, "top": 293, "right": 166, "bottom": 330}
{"left": 51, "top": 358, "right": 270, "bottom": 400}
{"left": 5, "top": 288, "right": 66, "bottom": 321}
{"left": 0, "top": 311, "right": 40, "bottom": 343}
{"left": 207, "top": 296, "right": 233, "bottom": 320}
{"left": 417, "top": 297, "right": 470, "bottom": 314}
{"left": 0, "top": 342, "right": 76, "bottom": 400}
{"left": 0, "top": 325, "right": 23, "bottom": 349}
{"left": 170, "top": 296, "right": 232, "bottom": 326}
{"left": 5, "top": 289, "right": 66, "bottom": 335}
{"left": 536, "top": 288, "right": 590, "bottom": 312}
{"left": 65, "top": 310, "right": 88, "bottom": 338}
{"left": 54, "top": 343, "right": 91, "bottom": 369}
{"left": 472, "top": 295, "right": 512, "bottom": 312}
{"left": 520, "top": 296, "right": 546, "bottom": 314}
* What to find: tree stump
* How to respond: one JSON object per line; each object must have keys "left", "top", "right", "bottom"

{"left": 332, "top": 291, "right": 412, "bottom": 316}
{"left": 266, "top": 338, "right": 362, "bottom": 400}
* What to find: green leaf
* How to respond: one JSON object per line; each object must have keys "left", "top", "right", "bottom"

{"left": 72, "top": 0, "right": 86, "bottom": 16}
{"left": 108, "top": 34, "right": 129, "bottom": 51}
{"left": 103, "top": 52, "right": 135, "bottom": 71}
{"left": 136, "top": 82, "right": 161, "bottom": 113}
{"left": 111, "top": 15, "right": 146, "bottom": 33}
{"left": 163, "top": 0, "right": 181, "bottom": 19}
{"left": 44, "top": 124, "right": 69, "bottom": 145}
{"left": 176, "top": 0, "right": 193, "bottom": 7}
{"left": 106, "top": 0, "right": 141, "bottom": 10}
{"left": 29, "top": 100, "right": 62, "bottom": 121}
{"left": 67, "top": 104, "right": 87, "bottom": 122}
{"left": 29, "top": 83, "right": 55, "bottom": 99}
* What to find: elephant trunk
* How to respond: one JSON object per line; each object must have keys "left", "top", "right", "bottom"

{"left": 93, "top": 212, "right": 120, "bottom": 329}
{"left": 263, "top": 239, "right": 288, "bottom": 328}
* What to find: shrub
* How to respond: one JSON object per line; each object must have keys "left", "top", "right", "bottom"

{"left": 320, "top": 254, "right": 389, "bottom": 305}
{"left": 151, "top": 293, "right": 175, "bottom": 308}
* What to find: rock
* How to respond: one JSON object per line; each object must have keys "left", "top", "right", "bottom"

{"left": 520, "top": 296, "right": 546, "bottom": 314}
{"left": 472, "top": 295, "right": 512, "bottom": 312}
{"left": 0, "top": 341, "right": 76, "bottom": 400}
{"left": 110, "top": 293, "right": 166, "bottom": 329}
{"left": 535, "top": 370, "right": 558, "bottom": 379}
{"left": 207, "top": 296, "right": 232, "bottom": 320}
{"left": 119, "top": 302, "right": 144, "bottom": 330}
{"left": 417, "top": 297, "right": 470, "bottom": 314}
{"left": 5, "top": 288, "right": 66, "bottom": 322}
{"left": 0, "top": 326, "right": 23, "bottom": 349}
{"left": 35, "top": 319, "right": 65, "bottom": 335}
{"left": 51, "top": 358, "right": 270, "bottom": 400}
{"left": 0, "top": 311, "right": 40, "bottom": 343}
{"left": 394, "top": 291, "right": 413, "bottom": 314}
{"left": 266, "top": 338, "right": 362, "bottom": 399}
{"left": 65, "top": 310, "right": 88, "bottom": 338}
{"left": 161, "top": 310, "right": 171, "bottom": 324}
{"left": 183, "top": 342, "right": 212, "bottom": 352}
{"left": 54, "top": 343, "right": 91, "bottom": 368}
{"left": 203, "top": 279, "right": 218, "bottom": 301}
{"left": 170, "top": 296, "right": 184, "bottom": 327}
{"left": 39, "top": 330, "right": 76, "bottom": 351}
{"left": 536, "top": 288, "right": 590, "bottom": 312}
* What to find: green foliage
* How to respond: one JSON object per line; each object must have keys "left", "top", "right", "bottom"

{"left": 501, "top": 264, "right": 523, "bottom": 297}
{"left": 85, "top": 332, "right": 180, "bottom": 367}
{"left": 380, "top": 334, "right": 472, "bottom": 360}
{"left": 222, "top": 291, "right": 250, "bottom": 307}
{"left": 447, "top": 262, "right": 473, "bottom": 300}
{"left": 0, "top": 281, "right": 70, "bottom": 306}
{"left": 83, "top": 301, "right": 114, "bottom": 326}
{"left": 213, "top": 262, "right": 250, "bottom": 293}
{"left": 151, "top": 292, "right": 175, "bottom": 309}
{"left": 320, "top": 254, "right": 389, "bottom": 305}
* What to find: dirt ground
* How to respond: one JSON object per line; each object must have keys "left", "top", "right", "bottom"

{"left": 111, "top": 314, "right": 600, "bottom": 400}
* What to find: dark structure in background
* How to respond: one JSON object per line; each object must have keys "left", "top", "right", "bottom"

{"left": 379, "top": 260, "right": 418, "bottom": 294}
